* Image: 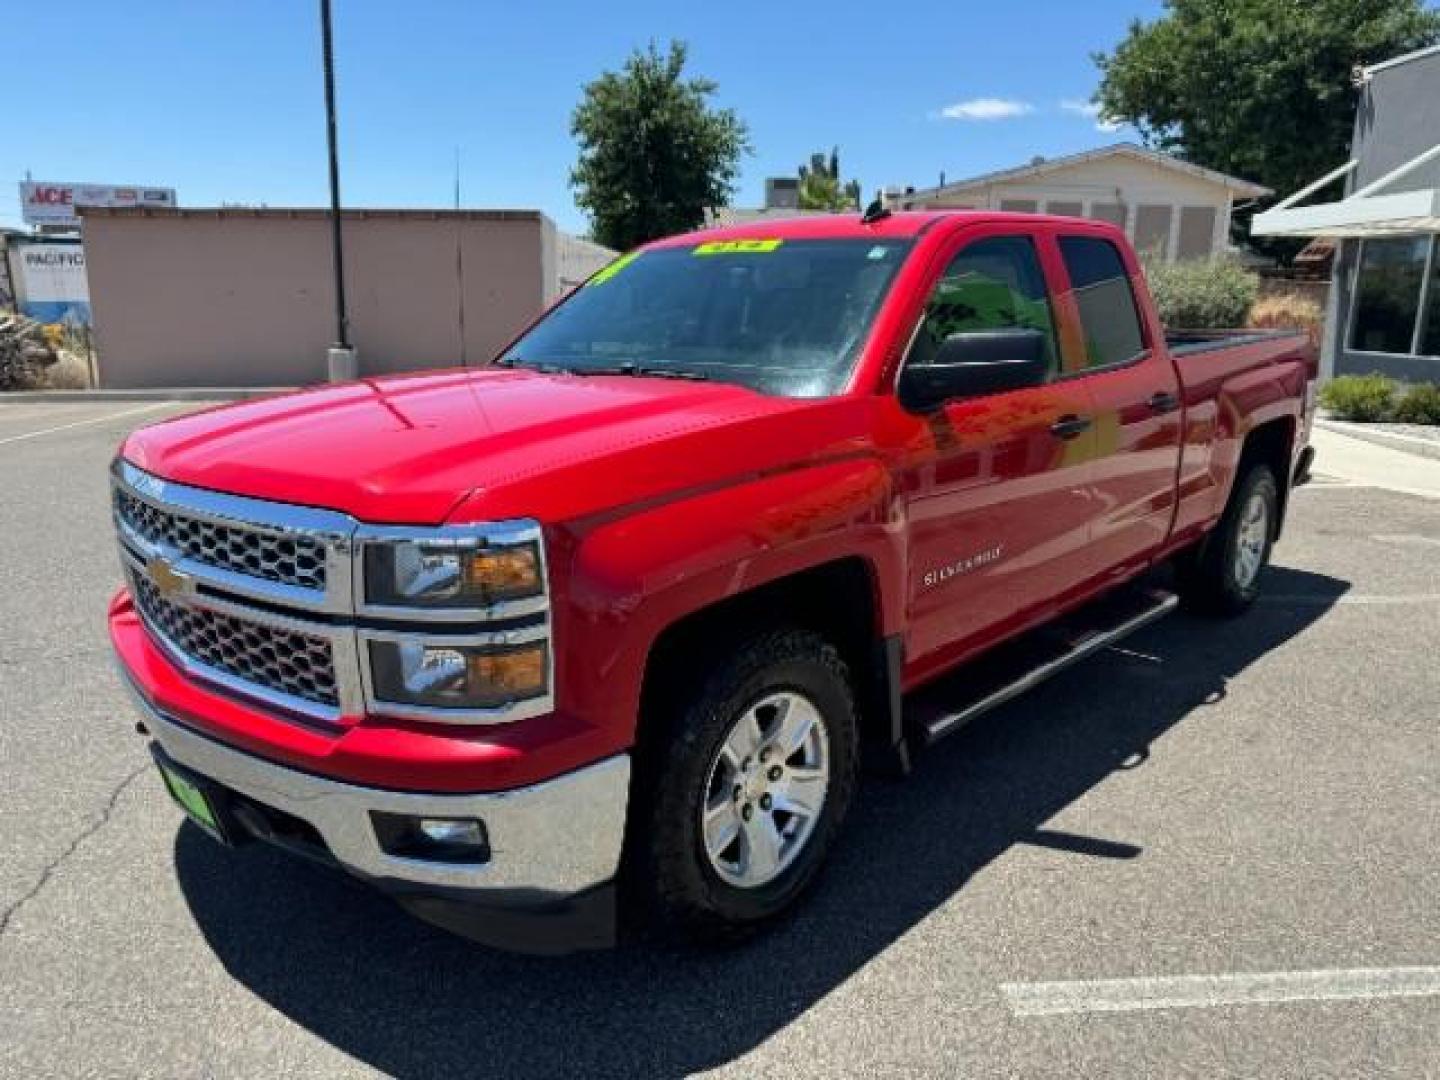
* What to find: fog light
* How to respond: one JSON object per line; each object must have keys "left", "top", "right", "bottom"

{"left": 372, "top": 812, "right": 491, "bottom": 864}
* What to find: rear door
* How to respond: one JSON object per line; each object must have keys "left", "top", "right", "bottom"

{"left": 896, "top": 227, "right": 1100, "bottom": 679}
{"left": 1054, "top": 233, "right": 1184, "bottom": 580}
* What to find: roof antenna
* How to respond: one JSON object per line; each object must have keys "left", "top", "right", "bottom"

{"left": 861, "top": 191, "right": 892, "bottom": 224}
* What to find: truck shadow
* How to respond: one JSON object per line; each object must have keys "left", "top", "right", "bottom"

{"left": 174, "top": 565, "right": 1347, "bottom": 1079}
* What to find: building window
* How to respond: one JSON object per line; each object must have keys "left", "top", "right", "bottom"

{"left": 1088, "top": 202, "right": 1126, "bottom": 228}
{"left": 1058, "top": 235, "right": 1147, "bottom": 369}
{"left": 1134, "top": 205, "right": 1173, "bottom": 258}
{"left": 1350, "top": 236, "right": 1433, "bottom": 355}
{"left": 1423, "top": 246, "right": 1440, "bottom": 357}
{"left": 1177, "top": 206, "right": 1218, "bottom": 260}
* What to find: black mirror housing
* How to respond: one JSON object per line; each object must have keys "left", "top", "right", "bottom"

{"left": 898, "top": 328, "right": 1050, "bottom": 412}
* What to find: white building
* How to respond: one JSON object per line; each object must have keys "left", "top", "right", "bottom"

{"left": 887, "top": 143, "right": 1271, "bottom": 262}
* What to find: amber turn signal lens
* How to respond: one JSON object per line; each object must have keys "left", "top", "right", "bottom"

{"left": 466, "top": 644, "right": 546, "bottom": 694}
{"left": 464, "top": 546, "right": 541, "bottom": 594}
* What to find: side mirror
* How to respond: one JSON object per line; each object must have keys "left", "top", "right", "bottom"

{"left": 898, "top": 328, "right": 1049, "bottom": 412}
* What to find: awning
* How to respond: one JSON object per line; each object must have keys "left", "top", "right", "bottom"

{"left": 1252, "top": 145, "right": 1440, "bottom": 238}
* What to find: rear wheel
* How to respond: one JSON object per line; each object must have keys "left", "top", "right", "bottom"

{"left": 630, "top": 629, "right": 859, "bottom": 942}
{"left": 1177, "top": 463, "right": 1279, "bottom": 616}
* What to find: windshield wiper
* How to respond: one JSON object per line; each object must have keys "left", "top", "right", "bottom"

{"left": 504, "top": 358, "right": 710, "bottom": 381}
{"left": 568, "top": 362, "right": 710, "bottom": 381}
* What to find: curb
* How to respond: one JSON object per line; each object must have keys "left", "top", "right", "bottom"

{"left": 1314, "top": 419, "right": 1440, "bottom": 462}
{"left": 1, "top": 388, "right": 296, "bottom": 403}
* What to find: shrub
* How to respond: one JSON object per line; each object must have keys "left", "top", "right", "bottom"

{"left": 42, "top": 352, "right": 93, "bottom": 390}
{"left": 1248, "top": 291, "right": 1325, "bottom": 351}
{"left": 1393, "top": 382, "right": 1440, "bottom": 425}
{"left": 1319, "top": 374, "right": 1399, "bottom": 422}
{"left": 1142, "top": 256, "right": 1260, "bottom": 330}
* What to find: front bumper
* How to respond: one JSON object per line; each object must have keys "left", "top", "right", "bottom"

{"left": 124, "top": 679, "right": 630, "bottom": 952}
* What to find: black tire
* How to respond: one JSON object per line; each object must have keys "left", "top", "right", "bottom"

{"left": 1176, "top": 463, "right": 1279, "bottom": 616}
{"left": 627, "top": 628, "right": 859, "bottom": 943}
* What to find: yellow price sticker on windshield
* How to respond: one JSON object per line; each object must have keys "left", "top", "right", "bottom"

{"left": 589, "top": 251, "right": 639, "bottom": 286}
{"left": 693, "top": 239, "right": 784, "bottom": 256}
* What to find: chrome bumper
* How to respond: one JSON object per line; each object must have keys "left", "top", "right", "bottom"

{"left": 125, "top": 683, "right": 630, "bottom": 898}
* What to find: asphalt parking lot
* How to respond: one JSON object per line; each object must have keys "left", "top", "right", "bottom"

{"left": 0, "top": 399, "right": 1436, "bottom": 1079}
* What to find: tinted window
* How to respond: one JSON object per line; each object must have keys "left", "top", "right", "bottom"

{"left": 908, "top": 236, "right": 1058, "bottom": 376}
{"left": 1422, "top": 239, "right": 1440, "bottom": 356}
{"left": 1351, "top": 237, "right": 1428, "bottom": 355}
{"left": 1059, "top": 236, "right": 1147, "bottom": 369}
{"left": 499, "top": 239, "right": 911, "bottom": 398}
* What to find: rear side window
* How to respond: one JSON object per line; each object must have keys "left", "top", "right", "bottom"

{"left": 1058, "top": 236, "right": 1147, "bottom": 369}
{"left": 909, "top": 235, "right": 1059, "bottom": 377}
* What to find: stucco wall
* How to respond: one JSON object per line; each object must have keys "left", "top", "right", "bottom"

{"left": 1351, "top": 49, "right": 1440, "bottom": 195}
{"left": 83, "top": 209, "right": 551, "bottom": 388}
{"left": 555, "top": 231, "right": 616, "bottom": 295}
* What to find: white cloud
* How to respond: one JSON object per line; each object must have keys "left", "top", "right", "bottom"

{"left": 1060, "top": 99, "right": 1122, "bottom": 133}
{"left": 937, "top": 98, "right": 1035, "bottom": 121}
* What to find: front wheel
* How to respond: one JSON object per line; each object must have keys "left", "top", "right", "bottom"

{"left": 1177, "top": 463, "right": 1279, "bottom": 616}
{"left": 629, "top": 629, "right": 859, "bottom": 942}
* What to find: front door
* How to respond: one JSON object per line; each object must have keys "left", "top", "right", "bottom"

{"left": 895, "top": 229, "right": 1100, "bottom": 683}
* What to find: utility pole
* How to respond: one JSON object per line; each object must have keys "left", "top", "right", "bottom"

{"left": 320, "top": 0, "right": 356, "bottom": 381}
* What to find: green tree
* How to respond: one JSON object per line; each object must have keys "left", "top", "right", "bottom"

{"left": 1095, "top": 0, "right": 1440, "bottom": 255}
{"left": 571, "top": 41, "right": 749, "bottom": 251}
{"left": 798, "top": 147, "right": 862, "bottom": 211}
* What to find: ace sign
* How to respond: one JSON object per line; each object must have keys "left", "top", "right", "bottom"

{"left": 20, "top": 181, "right": 176, "bottom": 229}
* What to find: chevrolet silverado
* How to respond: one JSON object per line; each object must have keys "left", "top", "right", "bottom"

{"left": 109, "top": 211, "right": 1316, "bottom": 952}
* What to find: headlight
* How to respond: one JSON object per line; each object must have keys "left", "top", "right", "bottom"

{"left": 368, "top": 639, "right": 548, "bottom": 710}
{"left": 364, "top": 536, "right": 543, "bottom": 609}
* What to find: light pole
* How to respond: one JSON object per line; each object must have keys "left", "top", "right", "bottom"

{"left": 320, "top": 0, "right": 356, "bottom": 381}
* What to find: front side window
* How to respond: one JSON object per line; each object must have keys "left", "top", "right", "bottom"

{"left": 907, "top": 235, "right": 1059, "bottom": 376}
{"left": 498, "top": 239, "right": 912, "bottom": 398}
{"left": 1058, "top": 236, "right": 1147, "bottom": 369}
{"left": 1350, "top": 237, "right": 1431, "bottom": 355}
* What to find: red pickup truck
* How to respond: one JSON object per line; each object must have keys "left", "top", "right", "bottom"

{"left": 110, "top": 211, "right": 1316, "bottom": 952}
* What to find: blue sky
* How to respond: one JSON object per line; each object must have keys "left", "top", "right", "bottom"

{"left": 3, "top": 0, "right": 1164, "bottom": 236}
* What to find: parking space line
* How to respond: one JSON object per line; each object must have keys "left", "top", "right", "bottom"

{"left": 1002, "top": 966, "right": 1440, "bottom": 1017}
{"left": 0, "top": 403, "right": 173, "bottom": 446}
{"left": 1261, "top": 593, "right": 1440, "bottom": 606}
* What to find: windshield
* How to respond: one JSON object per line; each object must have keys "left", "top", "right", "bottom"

{"left": 499, "top": 238, "right": 913, "bottom": 397}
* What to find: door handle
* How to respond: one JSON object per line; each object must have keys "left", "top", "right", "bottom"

{"left": 1148, "top": 391, "right": 1180, "bottom": 414}
{"left": 1050, "top": 414, "right": 1093, "bottom": 440}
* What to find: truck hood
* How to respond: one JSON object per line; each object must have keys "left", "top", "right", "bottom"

{"left": 122, "top": 368, "right": 847, "bottom": 525}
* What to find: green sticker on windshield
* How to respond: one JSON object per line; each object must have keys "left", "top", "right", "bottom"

{"left": 589, "top": 251, "right": 639, "bottom": 286}
{"left": 693, "top": 239, "right": 784, "bottom": 256}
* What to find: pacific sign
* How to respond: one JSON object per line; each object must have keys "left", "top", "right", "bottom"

{"left": 19, "top": 181, "right": 177, "bottom": 228}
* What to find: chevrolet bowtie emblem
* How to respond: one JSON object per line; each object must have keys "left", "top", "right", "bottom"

{"left": 146, "top": 555, "right": 192, "bottom": 599}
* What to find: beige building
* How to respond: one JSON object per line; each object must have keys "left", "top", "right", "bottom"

{"left": 81, "top": 207, "right": 613, "bottom": 388}
{"left": 887, "top": 144, "right": 1270, "bottom": 261}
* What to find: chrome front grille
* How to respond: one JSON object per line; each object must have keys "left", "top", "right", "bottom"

{"left": 114, "top": 486, "right": 328, "bottom": 591}
{"left": 112, "top": 458, "right": 553, "bottom": 727}
{"left": 130, "top": 571, "right": 340, "bottom": 708}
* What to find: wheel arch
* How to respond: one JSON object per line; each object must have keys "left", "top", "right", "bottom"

{"left": 1236, "top": 415, "right": 1297, "bottom": 538}
{"left": 635, "top": 556, "right": 907, "bottom": 777}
